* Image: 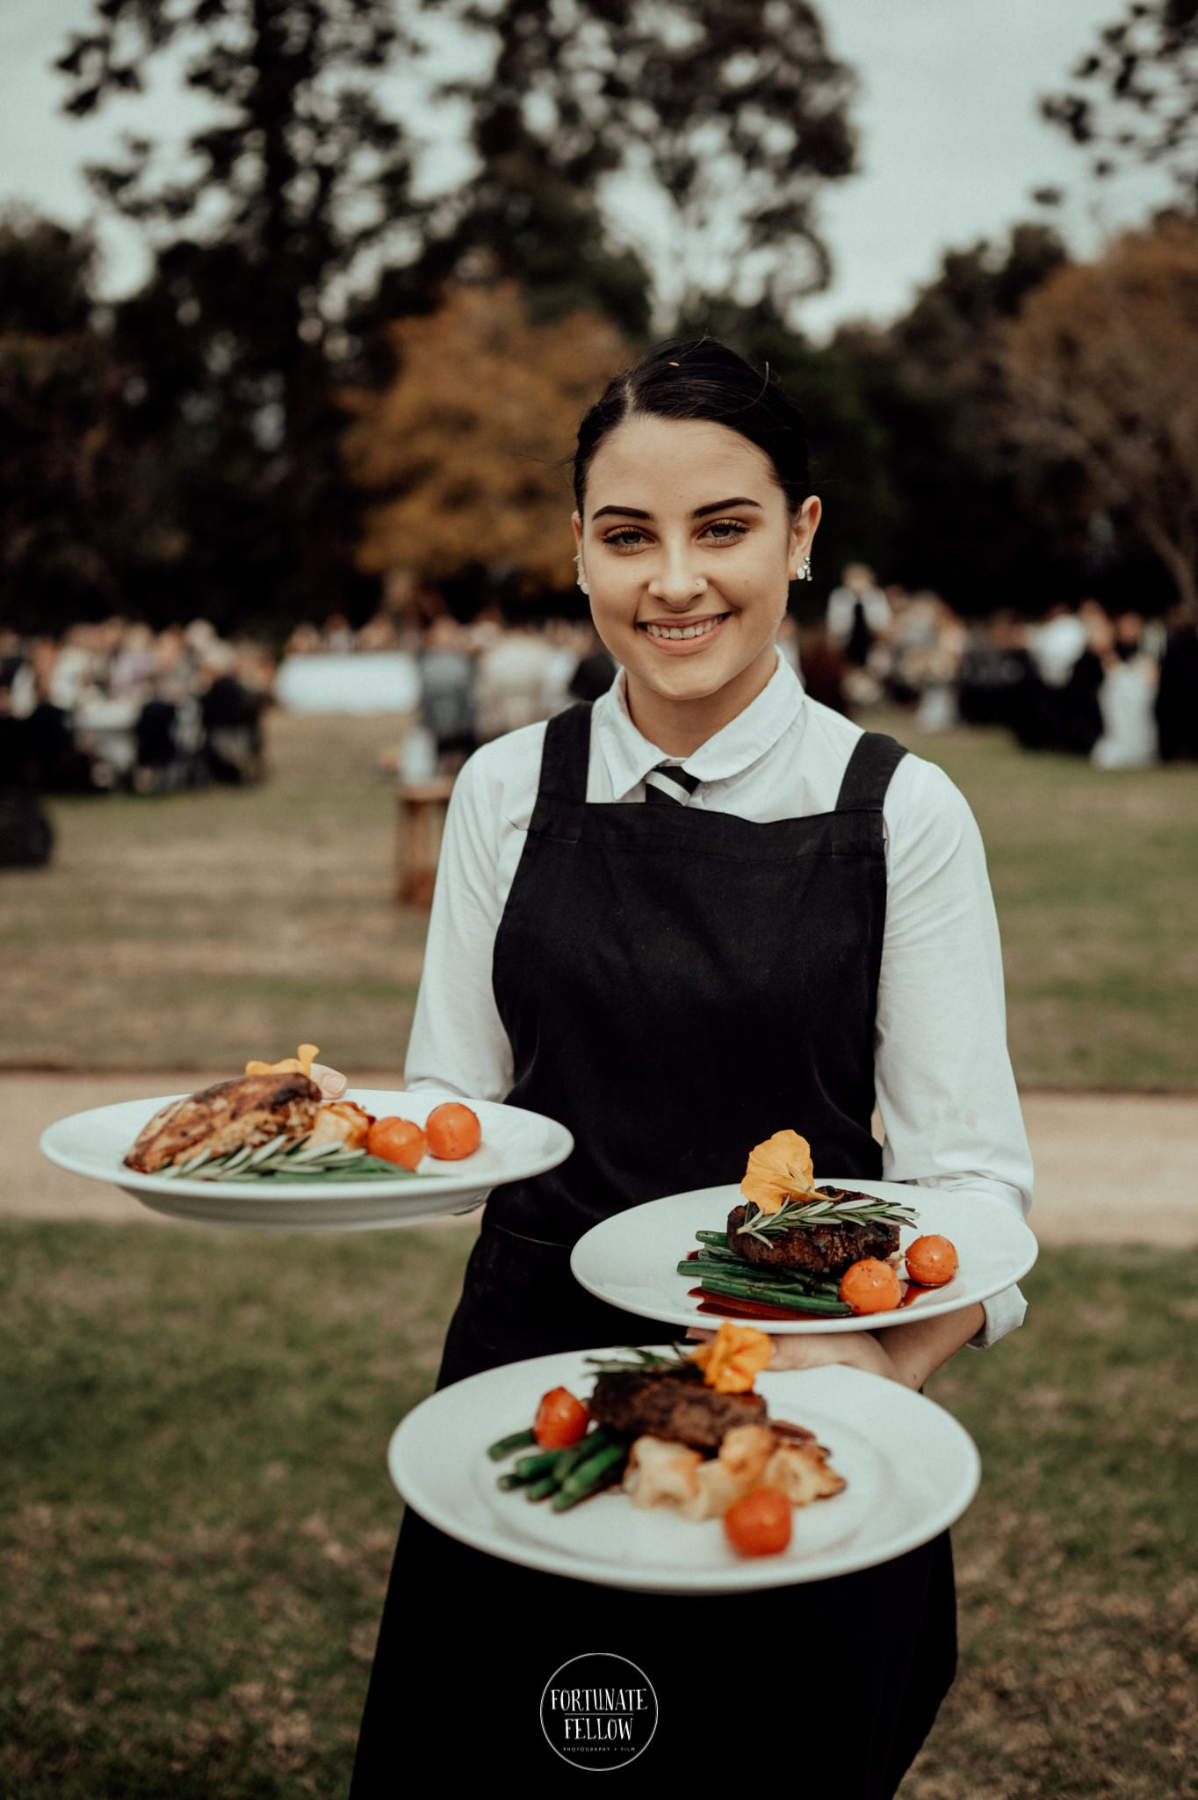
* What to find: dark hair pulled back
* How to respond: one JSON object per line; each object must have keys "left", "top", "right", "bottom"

{"left": 572, "top": 338, "right": 810, "bottom": 516}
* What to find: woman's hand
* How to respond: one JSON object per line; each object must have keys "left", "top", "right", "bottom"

{"left": 684, "top": 1325, "right": 903, "bottom": 1383}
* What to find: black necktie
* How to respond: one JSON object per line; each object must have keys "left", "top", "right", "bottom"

{"left": 643, "top": 761, "right": 700, "bottom": 805}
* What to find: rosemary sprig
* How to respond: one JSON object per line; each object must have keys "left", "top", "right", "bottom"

{"left": 154, "top": 1134, "right": 420, "bottom": 1183}
{"left": 735, "top": 1189, "right": 919, "bottom": 1246}
{"left": 581, "top": 1344, "right": 698, "bottom": 1377}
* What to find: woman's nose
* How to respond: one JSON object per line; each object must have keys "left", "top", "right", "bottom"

{"left": 648, "top": 552, "right": 708, "bottom": 608}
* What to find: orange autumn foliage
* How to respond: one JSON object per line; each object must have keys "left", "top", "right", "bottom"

{"left": 340, "top": 282, "right": 630, "bottom": 588}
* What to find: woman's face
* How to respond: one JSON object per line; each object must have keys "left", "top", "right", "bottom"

{"left": 573, "top": 414, "right": 820, "bottom": 749}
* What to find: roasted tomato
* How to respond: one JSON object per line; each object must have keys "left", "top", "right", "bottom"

{"left": 533, "top": 1386, "right": 589, "bottom": 1449}
{"left": 723, "top": 1487, "right": 793, "bottom": 1557}
{"left": 905, "top": 1235, "right": 959, "bottom": 1287}
{"left": 425, "top": 1102, "right": 482, "bottom": 1161}
{"left": 366, "top": 1116, "right": 427, "bottom": 1170}
{"left": 839, "top": 1258, "right": 903, "bottom": 1314}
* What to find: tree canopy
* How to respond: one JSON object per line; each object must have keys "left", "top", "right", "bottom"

{"left": 1001, "top": 214, "right": 1198, "bottom": 613}
{"left": 1040, "top": 0, "right": 1198, "bottom": 203}
{"left": 414, "top": 0, "right": 857, "bottom": 325}
{"left": 342, "top": 281, "right": 627, "bottom": 592}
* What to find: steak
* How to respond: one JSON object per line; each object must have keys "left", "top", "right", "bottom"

{"left": 588, "top": 1369, "right": 768, "bottom": 1451}
{"left": 727, "top": 1192, "right": 900, "bottom": 1277}
{"left": 124, "top": 1073, "right": 322, "bottom": 1172}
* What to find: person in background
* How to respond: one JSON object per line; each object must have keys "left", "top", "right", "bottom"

{"left": 417, "top": 615, "right": 477, "bottom": 773}
{"left": 567, "top": 626, "right": 617, "bottom": 702}
{"left": 1156, "top": 605, "right": 1198, "bottom": 762}
{"left": 825, "top": 561, "right": 892, "bottom": 668}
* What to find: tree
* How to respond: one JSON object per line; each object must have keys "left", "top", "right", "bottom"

{"left": 1001, "top": 216, "right": 1198, "bottom": 614}
{"left": 0, "top": 211, "right": 129, "bottom": 631}
{"left": 418, "top": 0, "right": 858, "bottom": 326}
{"left": 341, "top": 281, "right": 628, "bottom": 592}
{"left": 1040, "top": 0, "right": 1198, "bottom": 204}
{"left": 55, "top": 0, "right": 421, "bottom": 629}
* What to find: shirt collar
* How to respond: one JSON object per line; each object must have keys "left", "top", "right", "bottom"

{"left": 592, "top": 648, "right": 805, "bottom": 797}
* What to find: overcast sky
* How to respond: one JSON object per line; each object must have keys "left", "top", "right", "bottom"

{"left": 0, "top": 0, "right": 1177, "bottom": 340}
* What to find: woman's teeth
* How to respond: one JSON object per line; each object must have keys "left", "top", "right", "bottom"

{"left": 642, "top": 616, "right": 726, "bottom": 640}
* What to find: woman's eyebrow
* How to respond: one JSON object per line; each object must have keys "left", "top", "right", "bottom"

{"left": 590, "top": 496, "right": 764, "bottom": 521}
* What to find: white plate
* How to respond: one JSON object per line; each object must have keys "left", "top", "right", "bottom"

{"left": 388, "top": 1352, "right": 980, "bottom": 1593}
{"left": 38, "top": 1089, "right": 573, "bottom": 1231}
{"left": 571, "top": 1179, "right": 1038, "bottom": 1334}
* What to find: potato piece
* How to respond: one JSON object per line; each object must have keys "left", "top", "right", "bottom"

{"left": 717, "top": 1424, "right": 776, "bottom": 1485}
{"left": 622, "top": 1436, "right": 702, "bottom": 1509}
{"left": 679, "top": 1459, "right": 749, "bottom": 1522}
{"left": 762, "top": 1442, "right": 847, "bottom": 1507}
{"left": 305, "top": 1101, "right": 374, "bottom": 1150}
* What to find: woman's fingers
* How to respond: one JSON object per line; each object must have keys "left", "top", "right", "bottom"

{"left": 766, "top": 1330, "right": 901, "bottom": 1382}
{"left": 310, "top": 1061, "right": 348, "bottom": 1101}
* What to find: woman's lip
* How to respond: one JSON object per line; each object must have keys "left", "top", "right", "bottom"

{"left": 637, "top": 613, "right": 729, "bottom": 629}
{"left": 635, "top": 613, "right": 732, "bottom": 655}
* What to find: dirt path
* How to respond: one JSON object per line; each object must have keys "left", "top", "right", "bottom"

{"left": 5, "top": 1072, "right": 1196, "bottom": 1246}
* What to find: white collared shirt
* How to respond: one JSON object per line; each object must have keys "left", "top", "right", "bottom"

{"left": 407, "top": 652, "right": 1033, "bottom": 1348}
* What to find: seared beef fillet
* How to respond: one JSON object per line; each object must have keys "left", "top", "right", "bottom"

{"left": 727, "top": 1191, "right": 900, "bottom": 1277}
{"left": 124, "top": 1073, "right": 322, "bottom": 1172}
{"left": 588, "top": 1370, "right": 768, "bottom": 1451}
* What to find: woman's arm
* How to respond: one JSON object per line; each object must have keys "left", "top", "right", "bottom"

{"left": 688, "top": 1304, "right": 985, "bottom": 1387}
{"left": 403, "top": 745, "right": 517, "bottom": 1100}
{"left": 745, "top": 1303, "right": 985, "bottom": 1386}
{"left": 875, "top": 756, "right": 1033, "bottom": 1350}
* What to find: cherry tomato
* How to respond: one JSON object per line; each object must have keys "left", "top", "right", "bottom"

{"left": 839, "top": 1258, "right": 903, "bottom": 1315}
{"left": 723, "top": 1487, "right": 793, "bottom": 1557}
{"left": 533, "top": 1386, "right": 589, "bottom": 1449}
{"left": 425, "top": 1101, "right": 482, "bottom": 1161}
{"left": 905, "top": 1235, "right": 959, "bottom": 1287}
{"left": 367, "top": 1116, "right": 427, "bottom": 1170}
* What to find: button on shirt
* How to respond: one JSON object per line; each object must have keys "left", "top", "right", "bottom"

{"left": 406, "top": 650, "right": 1033, "bottom": 1349}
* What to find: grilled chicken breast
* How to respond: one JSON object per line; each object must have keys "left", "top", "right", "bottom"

{"left": 124, "top": 1073, "right": 322, "bottom": 1173}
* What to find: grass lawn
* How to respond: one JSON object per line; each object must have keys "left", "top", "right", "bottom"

{"left": 1, "top": 1223, "right": 1193, "bottom": 1798}
{"left": 1, "top": 704, "right": 1194, "bottom": 1088}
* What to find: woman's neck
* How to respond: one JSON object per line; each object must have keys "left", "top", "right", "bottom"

{"left": 622, "top": 646, "right": 778, "bottom": 757}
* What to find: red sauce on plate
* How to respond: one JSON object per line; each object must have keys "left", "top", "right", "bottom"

{"left": 896, "top": 1280, "right": 937, "bottom": 1309}
{"left": 688, "top": 1286, "right": 835, "bottom": 1323}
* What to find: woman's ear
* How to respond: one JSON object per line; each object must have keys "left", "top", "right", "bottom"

{"left": 790, "top": 494, "right": 822, "bottom": 564}
{"left": 571, "top": 510, "right": 583, "bottom": 549}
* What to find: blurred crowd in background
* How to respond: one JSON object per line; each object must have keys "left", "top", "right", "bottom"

{"left": 0, "top": 618, "right": 274, "bottom": 801}
{"left": 4, "top": 565, "right": 1195, "bottom": 844}
{"left": 819, "top": 567, "right": 1198, "bottom": 769}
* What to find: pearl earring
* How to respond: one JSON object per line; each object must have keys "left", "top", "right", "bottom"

{"left": 793, "top": 556, "right": 812, "bottom": 582}
{"left": 574, "top": 552, "right": 590, "bottom": 597}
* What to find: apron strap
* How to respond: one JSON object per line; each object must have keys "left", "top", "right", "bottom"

{"left": 528, "top": 702, "right": 592, "bottom": 839}
{"left": 834, "top": 730, "right": 908, "bottom": 811}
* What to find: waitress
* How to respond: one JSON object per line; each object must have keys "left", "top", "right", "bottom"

{"left": 349, "top": 339, "right": 1032, "bottom": 1796}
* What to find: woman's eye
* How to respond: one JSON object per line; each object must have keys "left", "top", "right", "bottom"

{"left": 704, "top": 520, "right": 749, "bottom": 543}
{"left": 603, "top": 528, "right": 647, "bottom": 549}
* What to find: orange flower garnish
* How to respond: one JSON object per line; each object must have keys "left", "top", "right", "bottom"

{"left": 689, "top": 1322, "right": 773, "bottom": 1394}
{"left": 740, "top": 1130, "right": 816, "bottom": 1215}
{"left": 245, "top": 1043, "right": 320, "bottom": 1078}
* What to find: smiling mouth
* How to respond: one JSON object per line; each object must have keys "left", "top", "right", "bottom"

{"left": 637, "top": 613, "right": 732, "bottom": 642}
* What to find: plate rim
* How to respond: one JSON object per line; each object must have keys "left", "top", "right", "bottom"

{"left": 569, "top": 1178, "right": 1039, "bottom": 1335}
{"left": 387, "top": 1354, "right": 981, "bottom": 1593}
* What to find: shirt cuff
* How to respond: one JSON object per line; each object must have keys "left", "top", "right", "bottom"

{"left": 967, "top": 1283, "right": 1028, "bottom": 1349}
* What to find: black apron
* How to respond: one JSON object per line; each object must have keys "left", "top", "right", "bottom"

{"left": 350, "top": 706, "right": 957, "bottom": 1796}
